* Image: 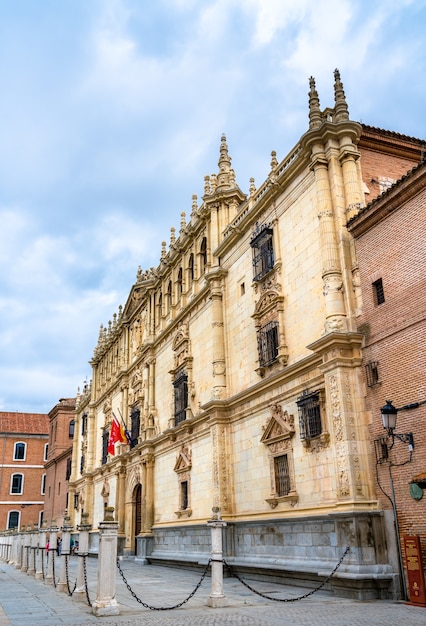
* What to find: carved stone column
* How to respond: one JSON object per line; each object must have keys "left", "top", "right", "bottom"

{"left": 312, "top": 154, "right": 347, "bottom": 333}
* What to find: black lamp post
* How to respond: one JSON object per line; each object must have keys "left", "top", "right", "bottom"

{"left": 380, "top": 400, "right": 414, "bottom": 451}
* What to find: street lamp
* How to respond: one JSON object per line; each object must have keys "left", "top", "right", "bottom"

{"left": 380, "top": 400, "right": 414, "bottom": 452}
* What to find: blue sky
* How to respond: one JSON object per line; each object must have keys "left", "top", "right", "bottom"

{"left": 0, "top": 0, "right": 425, "bottom": 413}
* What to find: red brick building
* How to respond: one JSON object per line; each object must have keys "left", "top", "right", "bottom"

{"left": 348, "top": 156, "right": 426, "bottom": 599}
{"left": 43, "top": 398, "right": 76, "bottom": 528}
{"left": 0, "top": 412, "right": 49, "bottom": 530}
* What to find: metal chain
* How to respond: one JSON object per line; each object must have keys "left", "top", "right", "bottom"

{"left": 65, "top": 554, "right": 77, "bottom": 596}
{"left": 116, "top": 558, "right": 211, "bottom": 610}
{"left": 82, "top": 555, "right": 92, "bottom": 606}
{"left": 224, "top": 546, "right": 351, "bottom": 603}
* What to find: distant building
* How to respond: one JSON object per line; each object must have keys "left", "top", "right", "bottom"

{"left": 69, "top": 70, "right": 424, "bottom": 599}
{"left": 347, "top": 159, "right": 426, "bottom": 597}
{"left": 0, "top": 412, "right": 49, "bottom": 530}
{"left": 43, "top": 398, "right": 76, "bottom": 529}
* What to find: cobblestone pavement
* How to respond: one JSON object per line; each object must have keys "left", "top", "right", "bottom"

{"left": 0, "top": 557, "right": 425, "bottom": 626}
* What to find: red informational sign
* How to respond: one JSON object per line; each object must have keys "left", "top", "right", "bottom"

{"left": 403, "top": 535, "right": 426, "bottom": 607}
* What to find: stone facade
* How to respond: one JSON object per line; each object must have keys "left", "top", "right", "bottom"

{"left": 68, "top": 70, "right": 425, "bottom": 599}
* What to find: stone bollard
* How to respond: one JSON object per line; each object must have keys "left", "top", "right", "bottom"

{"left": 36, "top": 522, "right": 47, "bottom": 580}
{"left": 73, "top": 513, "right": 92, "bottom": 602}
{"left": 207, "top": 507, "right": 228, "bottom": 608}
{"left": 15, "top": 531, "right": 23, "bottom": 569}
{"left": 92, "top": 507, "right": 120, "bottom": 617}
{"left": 28, "top": 524, "right": 38, "bottom": 575}
{"left": 21, "top": 527, "right": 31, "bottom": 573}
{"left": 45, "top": 522, "right": 58, "bottom": 585}
{"left": 58, "top": 514, "right": 73, "bottom": 593}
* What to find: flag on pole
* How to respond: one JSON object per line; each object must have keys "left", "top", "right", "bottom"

{"left": 117, "top": 408, "right": 132, "bottom": 445}
{"left": 107, "top": 414, "right": 126, "bottom": 455}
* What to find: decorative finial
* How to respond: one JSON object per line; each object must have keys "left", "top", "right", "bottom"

{"left": 161, "top": 241, "right": 167, "bottom": 258}
{"left": 180, "top": 212, "right": 186, "bottom": 231}
{"left": 308, "top": 75, "right": 322, "bottom": 129}
{"left": 204, "top": 175, "right": 211, "bottom": 195}
{"left": 216, "top": 134, "right": 232, "bottom": 190}
{"left": 333, "top": 68, "right": 349, "bottom": 121}
{"left": 249, "top": 177, "right": 256, "bottom": 197}
{"left": 170, "top": 227, "right": 176, "bottom": 245}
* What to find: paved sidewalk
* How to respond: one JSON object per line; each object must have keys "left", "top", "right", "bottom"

{"left": 0, "top": 557, "right": 425, "bottom": 626}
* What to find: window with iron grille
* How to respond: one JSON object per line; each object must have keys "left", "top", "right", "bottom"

{"left": 372, "top": 278, "right": 385, "bottom": 305}
{"left": 297, "top": 390, "right": 322, "bottom": 440}
{"left": 101, "top": 430, "right": 108, "bottom": 465}
{"left": 130, "top": 408, "right": 140, "bottom": 449}
{"left": 173, "top": 369, "right": 188, "bottom": 426}
{"left": 250, "top": 225, "right": 274, "bottom": 281}
{"left": 365, "top": 361, "right": 380, "bottom": 387}
{"left": 274, "top": 455, "right": 291, "bottom": 497}
{"left": 82, "top": 413, "right": 87, "bottom": 435}
{"left": 257, "top": 321, "right": 279, "bottom": 367}
{"left": 80, "top": 455, "right": 85, "bottom": 474}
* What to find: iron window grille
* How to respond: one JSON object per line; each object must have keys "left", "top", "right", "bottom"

{"left": 297, "top": 390, "right": 322, "bottom": 441}
{"left": 80, "top": 455, "right": 85, "bottom": 474}
{"left": 250, "top": 224, "right": 274, "bottom": 281}
{"left": 101, "top": 430, "right": 108, "bottom": 465}
{"left": 257, "top": 320, "right": 279, "bottom": 367}
{"left": 173, "top": 369, "right": 188, "bottom": 426}
{"left": 365, "top": 361, "right": 380, "bottom": 387}
{"left": 373, "top": 278, "right": 385, "bottom": 305}
{"left": 130, "top": 408, "right": 140, "bottom": 449}
{"left": 274, "top": 454, "right": 291, "bottom": 497}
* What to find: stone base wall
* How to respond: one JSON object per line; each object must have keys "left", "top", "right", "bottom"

{"left": 146, "top": 512, "right": 399, "bottom": 600}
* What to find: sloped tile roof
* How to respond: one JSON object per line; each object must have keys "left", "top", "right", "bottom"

{"left": 0, "top": 412, "right": 50, "bottom": 435}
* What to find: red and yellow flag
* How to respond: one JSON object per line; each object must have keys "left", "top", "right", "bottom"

{"left": 107, "top": 414, "right": 126, "bottom": 455}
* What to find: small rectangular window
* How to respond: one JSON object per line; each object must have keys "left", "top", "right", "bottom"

{"left": 41, "top": 474, "right": 46, "bottom": 495}
{"left": 274, "top": 455, "right": 291, "bottom": 497}
{"left": 181, "top": 481, "right": 189, "bottom": 510}
{"left": 373, "top": 278, "right": 385, "bottom": 305}
{"left": 365, "top": 361, "right": 380, "bottom": 387}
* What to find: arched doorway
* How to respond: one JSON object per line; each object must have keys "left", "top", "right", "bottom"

{"left": 134, "top": 483, "right": 142, "bottom": 554}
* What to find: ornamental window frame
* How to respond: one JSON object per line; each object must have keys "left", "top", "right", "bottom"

{"left": 173, "top": 368, "right": 188, "bottom": 426}
{"left": 260, "top": 403, "right": 298, "bottom": 508}
{"left": 174, "top": 445, "right": 192, "bottom": 518}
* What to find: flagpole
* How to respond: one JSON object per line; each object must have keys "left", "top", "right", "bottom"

{"left": 116, "top": 408, "right": 131, "bottom": 445}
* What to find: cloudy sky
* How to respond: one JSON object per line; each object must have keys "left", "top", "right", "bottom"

{"left": 0, "top": 0, "right": 425, "bottom": 413}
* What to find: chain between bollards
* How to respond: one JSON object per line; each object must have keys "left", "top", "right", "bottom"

{"left": 116, "top": 558, "right": 211, "bottom": 610}
{"left": 224, "top": 546, "right": 351, "bottom": 602}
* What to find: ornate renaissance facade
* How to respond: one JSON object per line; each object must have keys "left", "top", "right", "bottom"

{"left": 69, "top": 71, "right": 424, "bottom": 599}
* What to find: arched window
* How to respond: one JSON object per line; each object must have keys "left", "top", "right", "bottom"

{"left": 177, "top": 267, "right": 183, "bottom": 296}
{"left": 13, "top": 442, "right": 26, "bottom": 461}
{"left": 10, "top": 473, "right": 24, "bottom": 494}
{"left": 7, "top": 511, "right": 20, "bottom": 530}
{"left": 166, "top": 280, "right": 173, "bottom": 311}
{"left": 200, "top": 237, "right": 207, "bottom": 274}
{"left": 69, "top": 419, "right": 75, "bottom": 438}
{"left": 188, "top": 254, "right": 194, "bottom": 285}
